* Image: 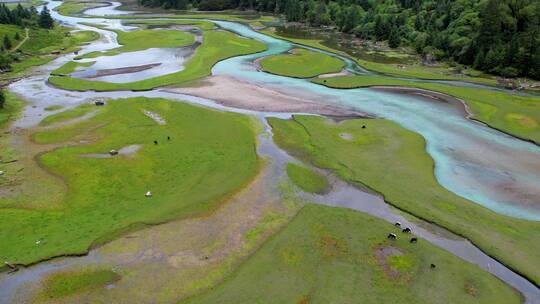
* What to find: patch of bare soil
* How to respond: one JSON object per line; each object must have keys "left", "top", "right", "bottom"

{"left": 166, "top": 75, "right": 365, "bottom": 117}
{"left": 372, "top": 86, "right": 470, "bottom": 117}
{"left": 465, "top": 281, "right": 479, "bottom": 297}
{"left": 374, "top": 245, "right": 405, "bottom": 280}
{"left": 142, "top": 110, "right": 166, "bottom": 125}
{"left": 317, "top": 69, "right": 351, "bottom": 78}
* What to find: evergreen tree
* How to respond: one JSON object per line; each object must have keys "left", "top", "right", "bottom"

{"left": 38, "top": 5, "right": 54, "bottom": 29}
{"left": 3, "top": 35, "right": 11, "bottom": 50}
{"left": 14, "top": 32, "right": 20, "bottom": 41}
{"left": 388, "top": 29, "right": 400, "bottom": 48}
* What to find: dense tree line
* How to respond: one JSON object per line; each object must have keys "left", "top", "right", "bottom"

{"left": 139, "top": 0, "right": 540, "bottom": 79}
{"left": 0, "top": 4, "right": 54, "bottom": 71}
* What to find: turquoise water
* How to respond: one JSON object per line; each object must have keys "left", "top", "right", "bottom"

{"left": 210, "top": 20, "right": 540, "bottom": 221}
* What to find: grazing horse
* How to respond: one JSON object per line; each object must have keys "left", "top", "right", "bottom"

{"left": 402, "top": 227, "right": 412, "bottom": 233}
{"left": 387, "top": 233, "right": 397, "bottom": 240}
{"left": 430, "top": 263, "right": 437, "bottom": 269}
{"left": 410, "top": 237, "right": 418, "bottom": 243}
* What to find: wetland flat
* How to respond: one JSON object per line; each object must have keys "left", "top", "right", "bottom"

{"left": 1, "top": 0, "right": 540, "bottom": 303}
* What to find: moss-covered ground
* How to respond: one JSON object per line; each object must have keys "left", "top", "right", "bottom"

{"left": 268, "top": 115, "right": 540, "bottom": 286}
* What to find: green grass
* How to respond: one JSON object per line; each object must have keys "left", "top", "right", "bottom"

{"left": 54, "top": 1, "right": 102, "bottom": 16}
{"left": 286, "top": 163, "right": 329, "bottom": 194}
{"left": 51, "top": 61, "right": 95, "bottom": 76}
{"left": 19, "top": 27, "right": 96, "bottom": 55}
{"left": 313, "top": 75, "right": 540, "bottom": 144}
{"left": 0, "top": 97, "right": 259, "bottom": 265}
{"left": 38, "top": 103, "right": 95, "bottom": 127}
{"left": 122, "top": 19, "right": 216, "bottom": 31}
{"left": 267, "top": 115, "right": 540, "bottom": 286}
{"left": 2, "top": 27, "right": 99, "bottom": 80}
{"left": 76, "top": 27, "right": 194, "bottom": 59}
{"left": 259, "top": 48, "right": 345, "bottom": 78}
{"left": 40, "top": 268, "right": 120, "bottom": 299}
{"left": 0, "top": 24, "right": 25, "bottom": 51}
{"left": 185, "top": 204, "right": 520, "bottom": 303}
{"left": 260, "top": 28, "right": 497, "bottom": 85}
{"left": 49, "top": 30, "right": 266, "bottom": 91}
{"left": 0, "top": 92, "right": 24, "bottom": 129}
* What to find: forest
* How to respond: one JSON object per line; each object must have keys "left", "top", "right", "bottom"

{"left": 139, "top": 0, "right": 540, "bottom": 79}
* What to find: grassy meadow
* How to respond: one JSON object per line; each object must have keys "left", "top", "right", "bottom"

{"left": 286, "top": 163, "right": 329, "bottom": 194}
{"left": 0, "top": 97, "right": 259, "bottom": 265}
{"left": 259, "top": 48, "right": 345, "bottom": 78}
{"left": 184, "top": 204, "right": 520, "bottom": 304}
{"left": 268, "top": 115, "right": 540, "bottom": 285}
{"left": 76, "top": 27, "right": 195, "bottom": 59}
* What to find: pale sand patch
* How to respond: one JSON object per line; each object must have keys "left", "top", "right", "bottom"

{"left": 142, "top": 110, "right": 166, "bottom": 125}
{"left": 339, "top": 132, "right": 354, "bottom": 141}
{"left": 318, "top": 69, "right": 351, "bottom": 78}
{"left": 166, "top": 75, "right": 364, "bottom": 117}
